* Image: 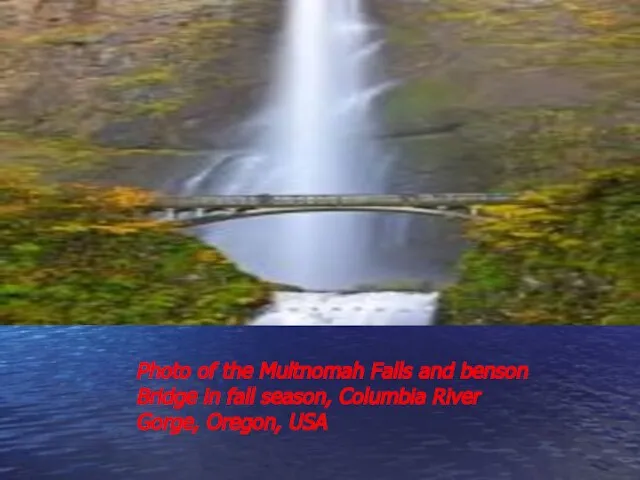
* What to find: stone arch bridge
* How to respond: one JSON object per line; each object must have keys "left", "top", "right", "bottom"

{"left": 146, "top": 194, "right": 528, "bottom": 226}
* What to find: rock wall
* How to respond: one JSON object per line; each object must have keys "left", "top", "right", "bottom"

{"left": 0, "top": 0, "right": 282, "bottom": 149}
{"left": 373, "top": 0, "right": 594, "bottom": 127}
{"left": 2, "top": 0, "right": 635, "bottom": 178}
{"left": 371, "top": 0, "right": 637, "bottom": 187}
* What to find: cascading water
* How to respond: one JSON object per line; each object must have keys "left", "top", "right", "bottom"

{"left": 192, "top": 0, "right": 389, "bottom": 290}
{"left": 184, "top": 0, "right": 439, "bottom": 325}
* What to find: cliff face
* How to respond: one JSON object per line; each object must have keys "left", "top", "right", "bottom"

{"left": 372, "top": 0, "right": 592, "bottom": 131}
{"left": 371, "top": 0, "right": 637, "bottom": 189}
{"left": 1, "top": 1, "right": 281, "bottom": 326}
{"left": 368, "top": 0, "right": 639, "bottom": 325}
{"left": 2, "top": 0, "right": 636, "bottom": 176}
{"left": 0, "top": 0, "right": 282, "bottom": 149}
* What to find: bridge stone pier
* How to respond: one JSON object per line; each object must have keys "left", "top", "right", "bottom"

{"left": 146, "top": 193, "right": 524, "bottom": 226}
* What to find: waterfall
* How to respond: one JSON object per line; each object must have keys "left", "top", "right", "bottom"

{"left": 193, "top": 0, "right": 389, "bottom": 290}
{"left": 184, "top": 0, "right": 439, "bottom": 325}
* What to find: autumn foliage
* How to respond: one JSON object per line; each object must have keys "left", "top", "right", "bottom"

{"left": 442, "top": 167, "right": 640, "bottom": 325}
{"left": 0, "top": 169, "right": 272, "bottom": 324}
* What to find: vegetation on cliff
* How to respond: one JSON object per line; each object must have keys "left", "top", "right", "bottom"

{"left": 378, "top": 0, "right": 639, "bottom": 324}
{"left": 0, "top": 1, "right": 278, "bottom": 325}
{"left": 441, "top": 168, "right": 639, "bottom": 324}
{"left": 0, "top": 0, "right": 277, "bottom": 148}
{"left": 0, "top": 169, "right": 272, "bottom": 324}
{"left": 1, "top": 0, "right": 638, "bottom": 326}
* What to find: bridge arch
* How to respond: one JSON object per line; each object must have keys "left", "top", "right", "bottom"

{"left": 168, "top": 206, "right": 484, "bottom": 227}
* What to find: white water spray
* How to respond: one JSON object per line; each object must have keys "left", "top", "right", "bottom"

{"left": 253, "top": 291, "right": 439, "bottom": 326}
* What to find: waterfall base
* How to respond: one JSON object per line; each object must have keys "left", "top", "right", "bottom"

{"left": 252, "top": 291, "right": 439, "bottom": 326}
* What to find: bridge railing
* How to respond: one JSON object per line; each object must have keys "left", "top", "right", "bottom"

{"left": 148, "top": 193, "right": 521, "bottom": 210}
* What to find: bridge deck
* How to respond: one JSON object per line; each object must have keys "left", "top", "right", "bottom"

{"left": 149, "top": 193, "right": 521, "bottom": 209}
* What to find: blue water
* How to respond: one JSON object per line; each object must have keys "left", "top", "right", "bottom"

{"left": 1, "top": 327, "right": 639, "bottom": 479}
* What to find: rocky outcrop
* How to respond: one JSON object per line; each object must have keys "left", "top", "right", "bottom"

{"left": 0, "top": 0, "right": 282, "bottom": 150}
{"left": 370, "top": 0, "right": 637, "bottom": 187}
{"left": 373, "top": 0, "right": 594, "bottom": 127}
